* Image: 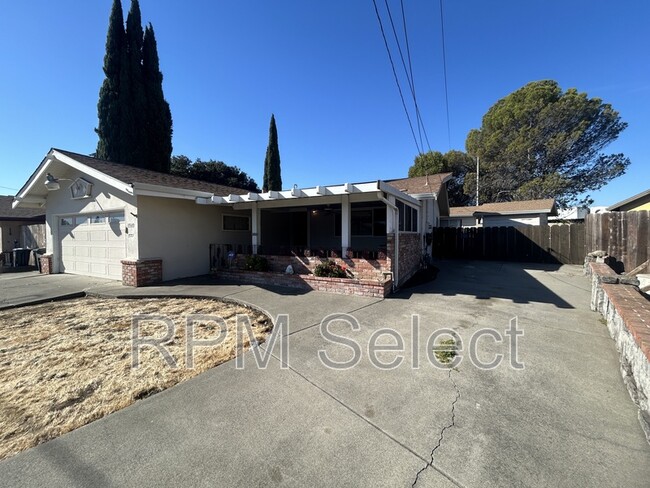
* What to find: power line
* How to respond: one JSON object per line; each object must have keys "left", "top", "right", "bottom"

{"left": 383, "top": 0, "right": 432, "bottom": 153}
{"left": 371, "top": 0, "right": 422, "bottom": 155}
{"left": 0, "top": 185, "right": 18, "bottom": 192}
{"left": 439, "top": 0, "right": 452, "bottom": 149}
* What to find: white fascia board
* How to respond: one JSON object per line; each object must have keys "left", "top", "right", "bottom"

{"left": 378, "top": 181, "right": 422, "bottom": 207}
{"left": 51, "top": 150, "right": 134, "bottom": 196}
{"left": 14, "top": 157, "right": 54, "bottom": 206}
{"left": 477, "top": 209, "right": 551, "bottom": 216}
{"left": 131, "top": 182, "right": 214, "bottom": 199}
{"left": 409, "top": 192, "right": 438, "bottom": 200}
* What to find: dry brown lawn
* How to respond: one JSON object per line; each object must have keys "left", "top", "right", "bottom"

{"left": 0, "top": 297, "right": 271, "bottom": 460}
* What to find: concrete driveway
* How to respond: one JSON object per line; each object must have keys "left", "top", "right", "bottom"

{"left": 0, "top": 272, "right": 115, "bottom": 309}
{"left": 1, "top": 261, "right": 648, "bottom": 487}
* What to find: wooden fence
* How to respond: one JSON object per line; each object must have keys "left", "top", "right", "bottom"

{"left": 431, "top": 224, "right": 586, "bottom": 264}
{"left": 585, "top": 211, "right": 650, "bottom": 273}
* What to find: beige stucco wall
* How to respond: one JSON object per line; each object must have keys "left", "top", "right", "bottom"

{"left": 43, "top": 172, "right": 138, "bottom": 273}
{"left": 137, "top": 197, "right": 251, "bottom": 281}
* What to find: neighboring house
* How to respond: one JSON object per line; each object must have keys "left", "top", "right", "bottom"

{"left": 13, "top": 148, "right": 451, "bottom": 289}
{"left": 607, "top": 189, "right": 650, "bottom": 212}
{"left": 442, "top": 199, "right": 557, "bottom": 228}
{"left": 0, "top": 195, "right": 45, "bottom": 260}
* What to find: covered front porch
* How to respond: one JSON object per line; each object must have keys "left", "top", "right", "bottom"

{"left": 201, "top": 180, "right": 426, "bottom": 293}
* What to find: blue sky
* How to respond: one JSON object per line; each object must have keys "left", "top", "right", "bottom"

{"left": 0, "top": 0, "right": 648, "bottom": 206}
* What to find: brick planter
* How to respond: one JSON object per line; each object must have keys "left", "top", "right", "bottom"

{"left": 216, "top": 269, "right": 392, "bottom": 298}
{"left": 121, "top": 259, "right": 163, "bottom": 287}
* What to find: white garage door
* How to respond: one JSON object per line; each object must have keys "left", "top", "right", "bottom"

{"left": 59, "top": 212, "right": 126, "bottom": 280}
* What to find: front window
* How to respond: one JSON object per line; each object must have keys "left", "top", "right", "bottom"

{"left": 223, "top": 215, "right": 250, "bottom": 231}
{"left": 397, "top": 201, "right": 418, "bottom": 232}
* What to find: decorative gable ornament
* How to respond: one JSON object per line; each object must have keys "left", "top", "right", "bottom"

{"left": 70, "top": 178, "right": 93, "bottom": 199}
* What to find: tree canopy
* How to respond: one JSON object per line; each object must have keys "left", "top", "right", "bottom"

{"left": 408, "top": 150, "right": 475, "bottom": 206}
{"left": 263, "top": 114, "right": 282, "bottom": 192}
{"left": 96, "top": 0, "right": 172, "bottom": 172}
{"left": 463, "top": 80, "right": 629, "bottom": 206}
{"left": 171, "top": 155, "right": 260, "bottom": 192}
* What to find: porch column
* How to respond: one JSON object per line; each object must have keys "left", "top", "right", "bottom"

{"left": 341, "top": 195, "right": 351, "bottom": 256}
{"left": 251, "top": 203, "right": 260, "bottom": 254}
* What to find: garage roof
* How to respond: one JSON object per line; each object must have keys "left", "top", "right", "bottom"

{"left": 385, "top": 173, "right": 453, "bottom": 196}
{"left": 54, "top": 149, "right": 249, "bottom": 196}
{"left": 450, "top": 198, "right": 557, "bottom": 217}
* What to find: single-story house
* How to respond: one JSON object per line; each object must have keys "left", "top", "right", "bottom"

{"left": 441, "top": 198, "right": 557, "bottom": 228}
{"left": 13, "top": 149, "right": 452, "bottom": 292}
{"left": 0, "top": 195, "right": 46, "bottom": 265}
{"left": 607, "top": 189, "right": 650, "bottom": 212}
{"left": 548, "top": 206, "right": 589, "bottom": 224}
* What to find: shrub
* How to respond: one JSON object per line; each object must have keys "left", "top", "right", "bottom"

{"left": 244, "top": 255, "right": 269, "bottom": 272}
{"left": 314, "top": 260, "right": 347, "bottom": 278}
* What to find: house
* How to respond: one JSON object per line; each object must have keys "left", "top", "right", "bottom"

{"left": 12, "top": 149, "right": 452, "bottom": 293}
{"left": 607, "top": 189, "right": 650, "bottom": 212}
{"left": 0, "top": 195, "right": 46, "bottom": 265}
{"left": 442, "top": 199, "right": 557, "bottom": 228}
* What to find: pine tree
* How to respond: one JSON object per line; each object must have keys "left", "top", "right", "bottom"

{"left": 124, "top": 0, "right": 147, "bottom": 167}
{"left": 142, "top": 24, "right": 173, "bottom": 173}
{"left": 263, "top": 114, "right": 282, "bottom": 192}
{"left": 96, "top": 0, "right": 126, "bottom": 162}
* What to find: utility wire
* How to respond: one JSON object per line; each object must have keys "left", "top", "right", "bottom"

{"left": 371, "top": 0, "right": 422, "bottom": 155}
{"left": 0, "top": 185, "right": 18, "bottom": 192}
{"left": 439, "top": 0, "right": 452, "bottom": 149}
{"left": 398, "top": 0, "right": 431, "bottom": 152}
{"left": 383, "top": 0, "right": 431, "bottom": 153}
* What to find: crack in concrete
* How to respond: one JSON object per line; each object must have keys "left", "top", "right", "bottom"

{"left": 412, "top": 368, "right": 461, "bottom": 487}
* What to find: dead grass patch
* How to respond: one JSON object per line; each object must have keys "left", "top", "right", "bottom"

{"left": 0, "top": 297, "right": 271, "bottom": 460}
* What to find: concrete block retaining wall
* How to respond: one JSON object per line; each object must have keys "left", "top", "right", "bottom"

{"left": 586, "top": 262, "right": 650, "bottom": 442}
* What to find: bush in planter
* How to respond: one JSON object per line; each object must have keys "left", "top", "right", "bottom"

{"left": 244, "top": 255, "right": 269, "bottom": 272}
{"left": 314, "top": 260, "right": 347, "bottom": 278}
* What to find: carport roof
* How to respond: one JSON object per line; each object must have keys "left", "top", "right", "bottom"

{"left": 0, "top": 195, "right": 45, "bottom": 221}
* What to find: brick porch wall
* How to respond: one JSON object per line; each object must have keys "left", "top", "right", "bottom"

{"left": 397, "top": 232, "right": 421, "bottom": 286}
{"left": 121, "top": 259, "right": 163, "bottom": 287}
{"left": 217, "top": 269, "right": 392, "bottom": 298}
{"left": 230, "top": 254, "right": 392, "bottom": 282}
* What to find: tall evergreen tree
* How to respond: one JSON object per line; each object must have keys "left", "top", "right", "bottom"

{"left": 143, "top": 24, "right": 173, "bottom": 172}
{"left": 95, "top": 0, "right": 126, "bottom": 162}
{"left": 263, "top": 114, "right": 282, "bottom": 192}
{"left": 124, "top": 0, "right": 147, "bottom": 167}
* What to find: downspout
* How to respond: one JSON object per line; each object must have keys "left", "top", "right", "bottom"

{"left": 379, "top": 196, "right": 399, "bottom": 291}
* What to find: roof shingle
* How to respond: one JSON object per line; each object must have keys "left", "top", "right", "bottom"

{"left": 450, "top": 198, "right": 557, "bottom": 217}
{"left": 384, "top": 173, "right": 452, "bottom": 196}
{"left": 55, "top": 149, "right": 250, "bottom": 196}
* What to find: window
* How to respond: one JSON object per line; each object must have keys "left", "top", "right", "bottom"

{"left": 60, "top": 217, "right": 73, "bottom": 226}
{"left": 335, "top": 207, "right": 387, "bottom": 237}
{"left": 109, "top": 212, "right": 125, "bottom": 223}
{"left": 223, "top": 215, "right": 250, "bottom": 231}
{"left": 90, "top": 215, "right": 106, "bottom": 224}
{"left": 397, "top": 201, "right": 418, "bottom": 232}
{"left": 75, "top": 216, "right": 90, "bottom": 226}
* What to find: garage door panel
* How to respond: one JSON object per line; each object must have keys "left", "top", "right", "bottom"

{"left": 59, "top": 215, "right": 125, "bottom": 280}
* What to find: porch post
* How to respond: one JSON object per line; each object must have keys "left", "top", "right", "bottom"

{"left": 341, "top": 195, "right": 351, "bottom": 256}
{"left": 251, "top": 203, "right": 259, "bottom": 254}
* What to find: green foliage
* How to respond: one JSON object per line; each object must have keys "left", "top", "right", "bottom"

{"left": 143, "top": 24, "right": 173, "bottom": 172}
{"left": 95, "top": 0, "right": 126, "bottom": 162}
{"left": 170, "top": 155, "right": 260, "bottom": 192}
{"left": 96, "top": 0, "right": 172, "bottom": 172}
{"left": 244, "top": 255, "right": 269, "bottom": 272}
{"left": 464, "top": 80, "right": 630, "bottom": 206}
{"left": 408, "top": 150, "right": 475, "bottom": 206}
{"left": 263, "top": 114, "right": 282, "bottom": 192}
{"left": 313, "top": 260, "right": 347, "bottom": 278}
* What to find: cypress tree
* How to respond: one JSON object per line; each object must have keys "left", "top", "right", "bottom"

{"left": 96, "top": 0, "right": 126, "bottom": 162}
{"left": 124, "top": 0, "right": 148, "bottom": 167}
{"left": 263, "top": 114, "right": 282, "bottom": 192}
{"left": 142, "top": 24, "right": 173, "bottom": 173}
